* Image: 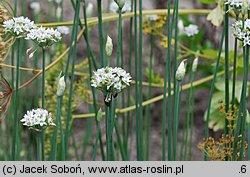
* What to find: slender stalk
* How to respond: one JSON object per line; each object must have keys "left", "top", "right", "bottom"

{"left": 92, "top": 121, "right": 100, "bottom": 161}
{"left": 115, "top": 120, "right": 126, "bottom": 160}
{"left": 204, "top": 29, "right": 225, "bottom": 160}
{"left": 58, "top": 98, "right": 65, "bottom": 160}
{"left": 224, "top": 3, "right": 230, "bottom": 137}
{"left": 71, "top": 128, "right": 79, "bottom": 160}
{"left": 145, "top": 34, "right": 153, "bottom": 160}
{"left": 82, "top": 0, "right": 105, "bottom": 161}
{"left": 188, "top": 74, "right": 195, "bottom": 160}
{"left": 239, "top": 45, "right": 249, "bottom": 160}
{"left": 37, "top": 132, "right": 40, "bottom": 160}
{"left": 173, "top": 81, "right": 181, "bottom": 161}
{"left": 164, "top": 0, "right": 172, "bottom": 161}
{"left": 126, "top": 0, "right": 134, "bottom": 159}
{"left": 81, "top": 119, "right": 93, "bottom": 160}
{"left": 64, "top": 0, "right": 81, "bottom": 158}
{"left": 106, "top": 102, "right": 115, "bottom": 161}
{"left": 137, "top": 0, "right": 144, "bottom": 161}
{"left": 11, "top": 39, "right": 20, "bottom": 160}
{"left": 134, "top": 0, "right": 140, "bottom": 161}
{"left": 41, "top": 49, "right": 46, "bottom": 161}
{"left": 50, "top": 96, "right": 62, "bottom": 160}
{"left": 97, "top": 0, "right": 105, "bottom": 66}
{"left": 248, "top": 123, "right": 250, "bottom": 160}
{"left": 117, "top": 8, "right": 122, "bottom": 66}
{"left": 232, "top": 15, "right": 239, "bottom": 108}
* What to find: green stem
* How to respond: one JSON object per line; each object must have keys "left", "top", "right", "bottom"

{"left": 58, "top": 98, "right": 65, "bottom": 160}
{"left": 106, "top": 102, "right": 114, "bottom": 161}
{"left": 232, "top": 15, "right": 239, "bottom": 107}
{"left": 37, "top": 132, "right": 40, "bottom": 160}
{"left": 115, "top": 120, "right": 126, "bottom": 160}
{"left": 11, "top": 39, "right": 20, "bottom": 160}
{"left": 188, "top": 74, "right": 195, "bottom": 160}
{"left": 224, "top": 3, "right": 230, "bottom": 137}
{"left": 145, "top": 34, "right": 153, "bottom": 160}
{"left": 41, "top": 49, "right": 46, "bottom": 161}
{"left": 136, "top": 0, "right": 144, "bottom": 161}
{"left": 164, "top": 0, "right": 173, "bottom": 161}
{"left": 173, "top": 81, "right": 181, "bottom": 160}
{"left": 64, "top": 0, "right": 81, "bottom": 159}
{"left": 92, "top": 121, "right": 100, "bottom": 160}
{"left": 50, "top": 96, "right": 62, "bottom": 160}
{"left": 204, "top": 28, "right": 225, "bottom": 160}
{"left": 82, "top": 0, "right": 105, "bottom": 161}
{"left": 117, "top": 8, "right": 122, "bottom": 66}
{"left": 81, "top": 119, "right": 93, "bottom": 160}
{"left": 97, "top": 0, "right": 105, "bottom": 66}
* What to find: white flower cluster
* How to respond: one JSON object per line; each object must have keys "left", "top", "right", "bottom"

{"left": 110, "top": 0, "right": 131, "bottom": 13}
{"left": 3, "top": 16, "right": 36, "bottom": 36}
{"left": 225, "top": 0, "right": 243, "bottom": 9}
{"left": 184, "top": 24, "right": 199, "bottom": 37}
{"left": 232, "top": 19, "right": 250, "bottom": 46}
{"left": 225, "top": 0, "right": 250, "bottom": 13}
{"left": 21, "top": 108, "right": 55, "bottom": 129}
{"left": 25, "top": 27, "right": 62, "bottom": 48}
{"left": 91, "top": 67, "right": 132, "bottom": 94}
{"left": 57, "top": 26, "right": 70, "bottom": 35}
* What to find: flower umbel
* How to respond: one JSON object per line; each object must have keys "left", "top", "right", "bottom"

{"left": 232, "top": 19, "right": 250, "bottom": 46}
{"left": 21, "top": 108, "right": 55, "bottom": 131}
{"left": 91, "top": 67, "right": 132, "bottom": 105}
{"left": 3, "top": 16, "right": 36, "bottom": 37}
{"left": 184, "top": 24, "right": 199, "bottom": 37}
{"left": 25, "top": 26, "right": 62, "bottom": 48}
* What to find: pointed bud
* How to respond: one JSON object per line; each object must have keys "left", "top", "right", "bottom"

{"left": 114, "top": 0, "right": 126, "bottom": 9}
{"left": 57, "top": 75, "right": 66, "bottom": 96}
{"left": 86, "top": 2, "right": 94, "bottom": 17}
{"left": 176, "top": 60, "right": 187, "bottom": 81}
{"left": 29, "top": 52, "right": 34, "bottom": 59}
{"left": 97, "top": 108, "right": 103, "bottom": 122}
{"left": 56, "top": 7, "right": 62, "bottom": 20}
{"left": 192, "top": 57, "right": 199, "bottom": 72}
{"left": 105, "top": 35, "right": 113, "bottom": 57}
{"left": 26, "top": 47, "right": 32, "bottom": 55}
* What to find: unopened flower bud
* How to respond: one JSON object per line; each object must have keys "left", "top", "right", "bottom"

{"left": 97, "top": 108, "right": 103, "bottom": 122}
{"left": 30, "top": 2, "right": 41, "bottom": 14}
{"left": 57, "top": 75, "right": 66, "bottom": 96}
{"left": 192, "top": 57, "right": 199, "bottom": 72}
{"left": 114, "top": 0, "right": 126, "bottom": 9}
{"left": 176, "top": 60, "right": 186, "bottom": 81}
{"left": 56, "top": 7, "right": 62, "bottom": 20}
{"left": 86, "top": 2, "right": 94, "bottom": 17}
{"left": 105, "top": 35, "right": 113, "bottom": 56}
